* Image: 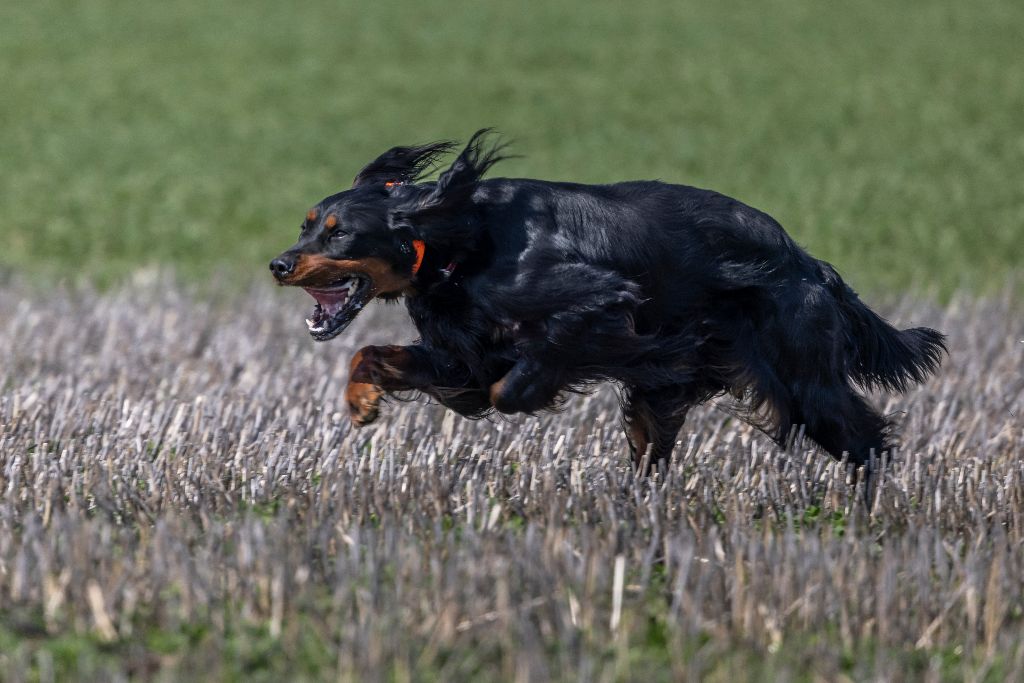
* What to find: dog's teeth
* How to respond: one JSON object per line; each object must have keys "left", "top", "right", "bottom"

{"left": 305, "top": 318, "right": 315, "bottom": 330}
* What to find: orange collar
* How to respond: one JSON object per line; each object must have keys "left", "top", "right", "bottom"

{"left": 411, "top": 239, "right": 426, "bottom": 276}
{"left": 410, "top": 239, "right": 459, "bottom": 281}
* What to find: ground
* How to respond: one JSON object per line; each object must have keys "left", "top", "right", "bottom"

{"left": 0, "top": 280, "right": 1021, "bottom": 680}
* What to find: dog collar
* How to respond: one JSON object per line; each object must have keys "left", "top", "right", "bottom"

{"left": 411, "top": 239, "right": 426, "bottom": 275}
{"left": 390, "top": 182, "right": 453, "bottom": 280}
{"left": 410, "top": 239, "right": 458, "bottom": 280}
{"left": 386, "top": 181, "right": 426, "bottom": 277}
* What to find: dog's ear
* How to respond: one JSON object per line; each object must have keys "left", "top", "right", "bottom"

{"left": 352, "top": 140, "right": 456, "bottom": 188}
{"left": 389, "top": 130, "right": 511, "bottom": 249}
{"left": 399, "top": 130, "right": 510, "bottom": 216}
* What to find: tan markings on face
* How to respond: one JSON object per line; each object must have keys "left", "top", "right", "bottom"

{"left": 283, "top": 254, "right": 413, "bottom": 295}
{"left": 324, "top": 214, "right": 338, "bottom": 229}
{"left": 306, "top": 208, "right": 318, "bottom": 222}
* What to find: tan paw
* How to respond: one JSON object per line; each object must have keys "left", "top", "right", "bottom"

{"left": 346, "top": 382, "right": 383, "bottom": 427}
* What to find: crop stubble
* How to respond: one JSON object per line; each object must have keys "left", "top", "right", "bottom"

{"left": 0, "top": 277, "right": 1021, "bottom": 680}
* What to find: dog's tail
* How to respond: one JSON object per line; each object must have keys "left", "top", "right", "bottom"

{"left": 822, "top": 264, "right": 947, "bottom": 393}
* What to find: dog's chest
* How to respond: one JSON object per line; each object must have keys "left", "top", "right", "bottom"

{"left": 407, "top": 292, "right": 514, "bottom": 358}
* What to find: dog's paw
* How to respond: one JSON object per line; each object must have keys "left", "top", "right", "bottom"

{"left": 346, "top": 382, "right": 383, "bottom": 427}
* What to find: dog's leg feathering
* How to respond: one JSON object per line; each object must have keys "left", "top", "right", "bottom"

{"left": 347, "top": 344, "right": 490, "bottom": 426}
{"left": 621, "top": 384, "right": 700, "bottom": 475}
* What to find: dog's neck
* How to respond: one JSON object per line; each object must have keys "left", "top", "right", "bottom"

{"left": 410, "top": 239, "right": 463, "bottom": 289}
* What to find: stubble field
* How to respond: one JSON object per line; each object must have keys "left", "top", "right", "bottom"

{"left": 0, "top": 278, "right": 1021, "bottom": 681}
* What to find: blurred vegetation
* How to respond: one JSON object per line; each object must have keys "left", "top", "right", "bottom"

{"left": 1, "top": 0, "right": 1021, "bottom": 293}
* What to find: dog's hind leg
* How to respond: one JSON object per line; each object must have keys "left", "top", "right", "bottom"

{"left": 488, "top": 356, "right": 566, "bottom": 415}
{"left": 755, "top": 280, "right": 891, "bottom": 497}
{"left": 786, "top": 382, "right": 891, "bottom": 494}
{"left": 621, "top": 384, "right": 700, "bottom": 475}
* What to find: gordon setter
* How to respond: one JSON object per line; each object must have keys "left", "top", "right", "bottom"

{"left": 270, "top": 130, "right": 945, "bottom": 478}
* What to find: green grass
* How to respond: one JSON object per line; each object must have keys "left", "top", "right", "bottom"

{"left": 1, "top": 0, "right": 1021, "bottom": 293}
{"left": 1, "top": 620, "right": 1007, "bottom": 682}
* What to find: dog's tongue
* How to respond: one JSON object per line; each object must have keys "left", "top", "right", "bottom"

{"left": 306, "top": 288, "right": 349, "bottom": 316}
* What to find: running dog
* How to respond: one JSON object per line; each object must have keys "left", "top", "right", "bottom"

{"left": 269, "top": 130, "right": 945, "bottom": 476}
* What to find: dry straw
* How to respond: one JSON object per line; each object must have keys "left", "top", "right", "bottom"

{"left": 0, "top": 276, "right": 1021, "bottom": 680}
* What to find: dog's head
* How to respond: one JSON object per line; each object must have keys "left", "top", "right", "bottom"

{"left": 270, "top": 130, "right": 507, "bottom": 341}
{"left": 269, "top": 141, "right": 451, "bottom": 341}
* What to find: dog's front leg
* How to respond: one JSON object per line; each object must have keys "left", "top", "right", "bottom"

{"left": 346, "top": 345, "right": 429, "bottom": 427}
{"left": 346, "top": 344, "right": 485, "bottom": 426}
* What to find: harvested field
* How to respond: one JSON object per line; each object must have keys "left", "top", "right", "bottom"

{"left": 0, "top": 277, "right": 1021, "bottom": 681}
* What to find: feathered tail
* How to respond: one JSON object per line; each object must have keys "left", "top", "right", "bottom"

{"left": 823, "top": 265, "right": 947, "bottom": 393}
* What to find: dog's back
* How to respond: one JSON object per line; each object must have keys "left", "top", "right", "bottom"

{"left": 458, "top": 174, "right": 946, "bottom": 471}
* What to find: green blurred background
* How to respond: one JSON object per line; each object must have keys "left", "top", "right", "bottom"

{"left": 2, "top": 0, "right": 1021, "bottom": 295}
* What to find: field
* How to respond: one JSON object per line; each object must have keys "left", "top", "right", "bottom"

{"left": 2, "top": 0, "right": 1024, "bottom": 680}
{"left": 1, "top": 0, "right": 1022, "bottom": 293}
{"left": 0, "top": 280, "right": 1021, "bottom": 681}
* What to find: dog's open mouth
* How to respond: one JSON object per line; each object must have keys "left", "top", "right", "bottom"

{"left": 303, "top": 276, "right": 372, "bottom": 341}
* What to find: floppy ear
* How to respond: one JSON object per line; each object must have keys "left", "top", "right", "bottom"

{"left": 351, "top": 140, "right": 456, "bottom": 188}
{"left": 389, "top": 129, "right": 511, "bottom": 247}
{"left": 402, "top": 130, "right": 509, "bottom": 215}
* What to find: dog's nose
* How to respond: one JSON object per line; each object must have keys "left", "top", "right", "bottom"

{"left": 269, "top": 255, "right": 296, "bottom": 279}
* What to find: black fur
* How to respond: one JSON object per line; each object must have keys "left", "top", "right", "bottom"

{"left": 273, "top": 130, "right": 947, "bottom": 478}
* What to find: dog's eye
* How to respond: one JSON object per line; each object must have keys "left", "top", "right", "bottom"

{"left": 330, "top": 230, "right": 349, "bottom": 240}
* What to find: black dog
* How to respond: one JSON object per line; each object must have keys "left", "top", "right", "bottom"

{"left": 270, "top": 130, "right": 945, "bottom": 477}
